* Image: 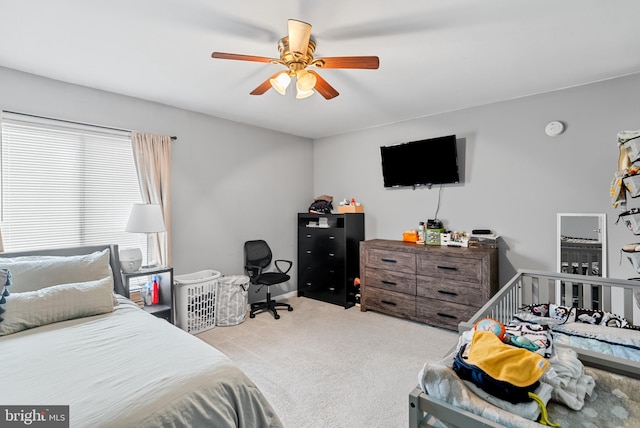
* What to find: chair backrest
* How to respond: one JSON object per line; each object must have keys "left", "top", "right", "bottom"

{"left": 244, "top": 240, "right": 273, "bottom": 279}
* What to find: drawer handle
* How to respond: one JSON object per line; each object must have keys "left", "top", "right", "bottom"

{"left": 437, "top": 290, "right": 458, "bottom": 296}
{"left": 381, "top": 280, "right": 397, "bottom": 286}
{"left": 329, "top": 236, "right": 335, "bottom": 240}
{"left": 329, "top": 253, "right": 335, "bottom": 257}
{"left": 305, "top": 282, "right": 312, "bottom": 286}
{"left": 306, "top": 250, "right": 312, "bottom": 254}
{"left": 437, "top": 265, "right": 457, "bottom": 271}
{"left": 437, "top": 312, "right": 457, "bottom": 319}
{"left": 380, "top": 300, "right": 397, "bottom": 306}
{"left": 306, "top": 234, "right": 312, "bottom": 238}
{"left": 381, "top": 258, "right": 397, "bottom": 264}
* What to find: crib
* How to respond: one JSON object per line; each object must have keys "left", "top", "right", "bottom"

{"left": 409, "top": 269, "right": 640, "bottom": 428}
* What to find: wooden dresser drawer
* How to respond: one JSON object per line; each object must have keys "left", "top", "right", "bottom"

{"left": 360, "top": 239, "right": 498, "bottom": 330}
{"left": 416, "top": 296, "right": 477, "bottom": 331}
{"left": 417, "top": 254, "right": 481, "bottom": 284}
{"left": 365, "top": 249, "right": 415, "bottom": 274}
{"left": 416, "top": 276, "right": 482, "bottom": 307}
{"left": 364, "top": 267, "right": 416, "bottom": 295}
{"left": 364, "top": 287, "right": 416, "bottom": 319}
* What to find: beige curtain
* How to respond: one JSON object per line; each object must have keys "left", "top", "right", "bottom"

{"left": 131, "top": 131, "right": 172, "bottom": 266}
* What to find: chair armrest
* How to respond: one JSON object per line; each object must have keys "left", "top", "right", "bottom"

{"left": 275, "top": 259, "right": 293, "bottom": 275}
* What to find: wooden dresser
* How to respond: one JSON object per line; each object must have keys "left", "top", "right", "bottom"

{"left": 359, "top": 239, "right": 498, "bottom": 330}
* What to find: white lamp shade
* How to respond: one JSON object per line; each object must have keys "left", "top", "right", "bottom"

{"left": 296, "top": 70, "right": 317, "bottom": 91}
{"left": 125, "top": 204, "right": 166, "bottom": 233}
{"left": 270, "top": 72, "right": 291, "bottom": 95}
{"left": 296, "top": 87, "right": 314, "bottom": 99}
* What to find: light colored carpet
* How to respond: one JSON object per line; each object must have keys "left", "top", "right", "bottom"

{"left": 196, "top": 296, "right": 458, "bottom": 428}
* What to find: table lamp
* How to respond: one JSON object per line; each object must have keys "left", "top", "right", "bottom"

{"left": 125, "top": 203, "right": 166, "bottom": 268}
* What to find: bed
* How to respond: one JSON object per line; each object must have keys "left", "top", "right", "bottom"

{"left": 409, "top": 269, "right": 640, "bottom": 428}
{"left": 0, "top": 244, "right": 282, "bottom": 428}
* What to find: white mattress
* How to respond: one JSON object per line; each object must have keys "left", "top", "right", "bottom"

{"left": 0, "top": 296, "right": 282, "bottom": 428}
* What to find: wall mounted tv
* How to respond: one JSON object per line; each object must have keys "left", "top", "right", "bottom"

{"left": 380, "top": 135, "right": 460, "bottom": 188}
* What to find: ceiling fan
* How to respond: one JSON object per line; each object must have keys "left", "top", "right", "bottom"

{"left": 211, "top": 19, "right": 379, "bottom": 100}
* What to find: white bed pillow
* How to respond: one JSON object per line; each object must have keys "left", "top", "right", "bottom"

{"left": 0, "top": 276, "right": 115, "bottom": 336}
{"left": 0, "top": 249, "right": 112, "bottom": 293}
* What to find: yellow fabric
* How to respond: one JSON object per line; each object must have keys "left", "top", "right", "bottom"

{"left": 468, "top": 331, "right": 549, "bottom": 387}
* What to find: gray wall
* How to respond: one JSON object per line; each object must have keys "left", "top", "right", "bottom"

{"left": 0, "top": 66, "right": 313, "bottom": 302}
{"left": 313, "top": 72, "right": 640, "bottom": 285}
{"left": 3, "top": 64, "right": 640, "bottom": 298}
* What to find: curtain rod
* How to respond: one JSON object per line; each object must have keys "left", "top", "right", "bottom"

{"left": 4, "top": 110, "right": 177, "bottom": 141}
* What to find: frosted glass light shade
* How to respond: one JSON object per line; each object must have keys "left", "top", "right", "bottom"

{"left": 296, "top": 70, "right": 317, "bottom": 91}
{"left": 296, "top": 87, "right": 314, "bottom": 99}
{"left": 270, "top": 72, "right": 291, "bottom": 95}
{"left": 125, "top": 204, "right": 166, "bottom": 233}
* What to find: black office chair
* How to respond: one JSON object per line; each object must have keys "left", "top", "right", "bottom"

{"left": 244, "top": 240, "right": 294, "bottom": 320}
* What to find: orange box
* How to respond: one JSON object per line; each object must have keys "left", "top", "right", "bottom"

{"left": 337, "top": 205, "right": 364, "bottom": 213}
{"left": 402, "top": 231, "right": 418, "bottom": 243}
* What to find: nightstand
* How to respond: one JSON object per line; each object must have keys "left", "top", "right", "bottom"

{"left": 122, "top": 267, "right": 174, "bottom": 323}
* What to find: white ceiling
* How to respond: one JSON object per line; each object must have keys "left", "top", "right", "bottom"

{"left": 2, "top": 0, "right": 640, "bottom": 139}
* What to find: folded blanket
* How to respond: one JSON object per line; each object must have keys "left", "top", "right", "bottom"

{"left": 463, "top": 380, "right": 553, "bottom": 421}
{"left": 542, "top": 347, "right": 595, "bottom": 410}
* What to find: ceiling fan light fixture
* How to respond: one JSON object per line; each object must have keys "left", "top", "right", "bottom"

{"left": 270, "top": 72, "right": 291, "bottom": 95}
{"left": 296, "top": 69, "right": 317, "bottom": 91}
{"left": 296, "top": 87, "right": 314, "bottom": 99}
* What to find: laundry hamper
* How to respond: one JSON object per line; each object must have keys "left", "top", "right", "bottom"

{"left": 216, "top": 275, "right": 250, "bottom": 326}
{"left": 174, "top": 270, "right": 220, "bottom": 334}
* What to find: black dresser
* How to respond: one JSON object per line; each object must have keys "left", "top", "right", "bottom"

{"left": 297, "top": 213, "right": 365, "bottom": 308}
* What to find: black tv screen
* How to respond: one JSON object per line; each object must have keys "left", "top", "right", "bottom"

{"left": 380, "top": 135, "right": 459, "bottom": 188}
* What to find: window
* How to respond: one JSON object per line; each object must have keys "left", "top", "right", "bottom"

{"left": 0, "top": 111, "right": 146, "bottom": 254}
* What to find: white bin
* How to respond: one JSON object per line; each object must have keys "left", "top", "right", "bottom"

{"left": 216, "top": 275, "right": 250, "bottom": 326}
{"left": 174, "top": 270, "right": 220, "bottom": 334}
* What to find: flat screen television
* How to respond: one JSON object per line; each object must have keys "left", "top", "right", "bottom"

{"left": 380, "top": 135, "right": 459, "bottom": 188}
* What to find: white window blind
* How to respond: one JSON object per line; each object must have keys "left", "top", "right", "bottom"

{"left": 0, "top": 111, "right": 146, "bottom": 253}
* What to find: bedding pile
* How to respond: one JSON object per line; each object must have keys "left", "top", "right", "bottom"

{"left": 420, "top": 304, "right": 640, "bottom": 427}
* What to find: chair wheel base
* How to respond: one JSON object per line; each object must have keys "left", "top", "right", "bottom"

{"left": 249, "top": 298, "right": 293, "bottom": 320}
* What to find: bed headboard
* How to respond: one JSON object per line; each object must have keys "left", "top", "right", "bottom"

{"left": 0, "top": 244, "right": 125, "bottom": 296}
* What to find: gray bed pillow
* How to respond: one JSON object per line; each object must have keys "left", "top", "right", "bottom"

{"left": 0, "top": 276, "right": 115, "bottom": 336}
{"left": 0, "top": 249, "right": 112, "bottom": 293}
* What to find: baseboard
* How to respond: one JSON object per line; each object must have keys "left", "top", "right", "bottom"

{"left": 274, "top": 290, "right": 297, "bottom": 301}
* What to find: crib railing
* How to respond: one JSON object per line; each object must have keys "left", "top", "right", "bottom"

{"left": 459, "top": 269, "right": 640, "bottom": 332}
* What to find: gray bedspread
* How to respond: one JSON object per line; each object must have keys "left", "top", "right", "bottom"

{"left": 0, "top": 297, "right": 283, "bottom": 428}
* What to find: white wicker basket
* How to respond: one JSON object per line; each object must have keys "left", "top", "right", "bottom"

{"left": 174, "top": 270, "right": 220, "bottom": 334}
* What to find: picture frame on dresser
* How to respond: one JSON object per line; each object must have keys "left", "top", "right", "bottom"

{"left": 359, "top": 239, "right": 498, "bottom": 330}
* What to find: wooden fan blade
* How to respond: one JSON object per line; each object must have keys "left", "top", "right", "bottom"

{"left": 308, "top": 70, "right": 339, "bottom": 100}
{"left": 249, "top": 72, "right": 283, "bottom": 95}
{"left": 288, "top": 19, "right": 312, "bottom": 56}
{"left": 314, "top": 56, "right": 380, "bottom": 69}
{"left": 211, "top": 52, "right": 275, "bottom": 63}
